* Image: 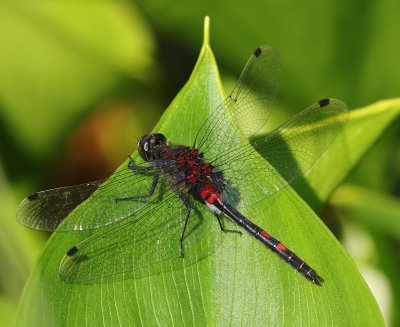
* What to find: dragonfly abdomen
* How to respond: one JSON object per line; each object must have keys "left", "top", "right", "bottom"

{"left": 213, "top": 199, "right": 324, "bottom": 285}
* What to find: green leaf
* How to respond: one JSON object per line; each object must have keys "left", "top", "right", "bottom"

{"left": 0, "top": 1, "right": 154, "bottom": 159}
{"left": 331, "top": 184, "right": 400, "bottom": 239}
{"left": 17, "top": 19, "right": 384, "bottom": 326}
{"left": 137, "top": 0, "right": 400, "bottom": 105}
{"left": 294, "top": 98, "right": 400, "bottom": 210}
{"left": 0, "top": 162, "right": 45, "bottom": 326}
{"left": 0, "top": 296, "right": 17, "bottom": 327}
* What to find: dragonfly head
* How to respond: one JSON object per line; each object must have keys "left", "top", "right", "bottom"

{"left": 138, "top": 133, "right": 168, "bottom": 162}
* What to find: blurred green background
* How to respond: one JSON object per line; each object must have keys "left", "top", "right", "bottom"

{"left": 1, "top": 1, "right": 399, "bottom": 326}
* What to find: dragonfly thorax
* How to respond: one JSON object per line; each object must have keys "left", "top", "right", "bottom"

{"left": 176, "top": 148, "right": 213, "bottom": 184}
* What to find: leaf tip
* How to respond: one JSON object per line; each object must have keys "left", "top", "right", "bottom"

{"left": 203, "top": 16, "right": 210, "bottom": 47}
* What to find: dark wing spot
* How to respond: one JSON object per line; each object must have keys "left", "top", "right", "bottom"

{"left": 318, "top": 98, "right": 330, "bottom": 107}
{"left": 253, "top": 47, "right": 262, "bottom": 57}
{"left": 27, "top": 192, "right": 39, "bottom": 201}
{"left": 66, "top": 246, "right": 79, "bottom": 256}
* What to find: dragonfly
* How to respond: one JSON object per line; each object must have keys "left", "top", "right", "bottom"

{"left": 17, "top": 46, "right": 348, "bottom": 285}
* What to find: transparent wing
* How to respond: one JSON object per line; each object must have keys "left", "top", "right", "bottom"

{"left": 255, "top": 98, "right": 349, "bottom": 184}
{"left": 59, "top": 181, "right": 223, "bottom": 284}
{"left": 17, "top": 181, "right": 103, "bottom": 231}
{"left": 193, "top": 45, "right": 348, "bottom": 207}
{"left": 17, "top": 163, "right": 162, "bottom": 231}
{"left": 194, "top": 46, "right": 280, "bottom": 160}
{"left": 216, "top": 99, "right": 349, "bottom": 208}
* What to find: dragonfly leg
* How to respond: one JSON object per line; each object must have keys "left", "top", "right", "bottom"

{"left": 128, "top": 155, "right": 153, "bottom": 171}
{"left": 178, "top": 194, "right": 193, "bottom": 258}
{"left": 216, "top": 214, "right": 242, "bottom": 235}
{"left": 115, "top": 173, "right": 159, "bottom": 202}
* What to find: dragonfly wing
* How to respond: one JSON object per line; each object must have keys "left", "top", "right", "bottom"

{"left": 254, "top": 98, "right": 349, "bottom": 184}
{"left": 59, "top": 181, "right": 222, "bottom": 283}
{"left": 17, "top": 162, "right": 159, "bottom": 231}
{"left": 195, "top": 46, "right": 280, "bottom": 160}
{"left": 17, "top": 181, "right": 103, "bottom": 231}
{"left": 217, "top": 98, "right": 349, "bottom": 208}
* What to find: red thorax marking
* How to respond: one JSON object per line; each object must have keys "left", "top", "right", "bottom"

{"left": 178, "top": 149, "right": 213, "bottom": 184}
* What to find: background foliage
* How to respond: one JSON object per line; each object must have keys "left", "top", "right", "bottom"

{"left": 1, "top": 1, "right": 399, "bottom": 326}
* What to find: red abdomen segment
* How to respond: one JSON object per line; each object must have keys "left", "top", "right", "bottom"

{"left": 202, "top": 188, "right": 324, "bottom": 285}
{"left": 199, "top": 183, "right": 223, "bottom": 204}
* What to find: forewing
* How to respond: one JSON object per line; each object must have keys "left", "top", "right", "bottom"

{"left": 195, "top": 46, "right": 280, "bottom": 160}
{"left": 17, "top": 163, "right": 159, "bottom": 231}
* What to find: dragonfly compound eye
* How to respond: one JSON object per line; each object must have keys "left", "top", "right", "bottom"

{"left": 151, "top": 133, "right": 167, "bottom": 146}
{"left": 138, "top": 134, "right": 168, "bottom": 162}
